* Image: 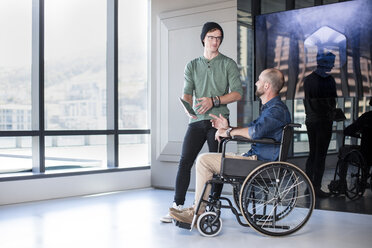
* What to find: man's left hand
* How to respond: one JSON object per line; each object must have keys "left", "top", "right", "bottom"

{"left": 215, "top": 128, "right": 228, "bottom": 142}
{"left": 195, "top": 97, "right": 213, "bottom": 114}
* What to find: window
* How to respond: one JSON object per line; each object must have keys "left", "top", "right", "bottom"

{"left": 45, "top": 0, "right": 107, "bottom": 130}
{"left": 45, "top": 135, "right": 106, "bottom": 171}
{"left": 118, "top": 0, "right": 149, "bottom": 167}
{"left": 0, "top": 0, "right": 32, "bottom": 131}
{"left": 0, "top": 0, "right": 32, "bottom": 173}
{"left": 0, "top": 0, "right": 150, "bottom": 176}
{"left": 119, "top": 0, "right": 148, "bottom": 129}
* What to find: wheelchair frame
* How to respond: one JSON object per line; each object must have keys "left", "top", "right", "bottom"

{"left": 175, "top": 123, "right": 315, "bottom": 237}
{"left": 329, "top": 134, "right": 372, "bottom": 200}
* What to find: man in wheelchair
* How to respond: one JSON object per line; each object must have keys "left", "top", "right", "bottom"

{"left": 328, "top": 98, "right": 372, "bottom": 198}
{"left": 344, "top": 98, "right": 372, "bottom": 166}
{"left": 169, "top": 68, "right": 291, "bottom": 225}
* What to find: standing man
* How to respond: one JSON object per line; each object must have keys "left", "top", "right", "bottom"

{"left": 160, "top": 22, "right": 243, "bottom": 223}
{"left": 303, "top": 51, "right": 337, "bottom": 198}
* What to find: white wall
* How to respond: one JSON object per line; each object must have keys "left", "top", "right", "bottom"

{"left": 0, "top": 170, "right": 151, "bottom": 205}
{"left": 150, "top": 0, "right": 238, "bottom": 192}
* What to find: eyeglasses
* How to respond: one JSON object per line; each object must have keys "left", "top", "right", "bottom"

{"left": 207, "top": 36, "right": 222, "bottom": 42}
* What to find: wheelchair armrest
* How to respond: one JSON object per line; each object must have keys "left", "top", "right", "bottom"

{"left": 287, "top": 123, "right": 301, "bottom": 128}
{"left": 230, "top": 136, "right": 280, "bottom": 145}
{"left": 220, "top": 136, "right": 280, "bottom": 158}
{"left": 219, "top": 123, "right": 301, "bottom": 158}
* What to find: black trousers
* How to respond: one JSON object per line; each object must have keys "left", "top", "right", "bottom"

{"left": 305, "top": 120, "right": 333, "bottom": 189}
{"left": 174, "top": 120, "right": 222, "bottom": 205}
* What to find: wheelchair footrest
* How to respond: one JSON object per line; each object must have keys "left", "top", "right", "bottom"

{"left": 174, "top": 220, "right": 191, "bottom": 230}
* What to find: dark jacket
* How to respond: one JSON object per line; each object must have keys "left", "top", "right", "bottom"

{"left": 303, "top": 71, "right": 337, "bottom": 122}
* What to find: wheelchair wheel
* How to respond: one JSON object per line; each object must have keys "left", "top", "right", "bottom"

{"left": 197, "top": 212, "right": 222, "bottom": 237}
{"left": 343, "top": 150, "right": 366, "bottom": 200}
{"left": 239, "top": 161, "right": 315, "bottom": 236}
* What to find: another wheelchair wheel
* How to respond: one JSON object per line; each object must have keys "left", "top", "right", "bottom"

{"left": 197, "top": 212, "right": 222, "bottom": 237}
{"left": 343, "top": 150, "right": 366, "bottom": 200}
{"left": 239, "top": 161, "right": 315, "bottom": 236}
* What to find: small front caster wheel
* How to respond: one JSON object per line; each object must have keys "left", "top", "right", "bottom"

{"left": 197, "top": 212, "right": 222, "bottom": 237}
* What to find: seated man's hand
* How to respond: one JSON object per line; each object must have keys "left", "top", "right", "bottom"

{"left": 210, "top": 113, "right": 228, "bottom": 129}
{"left": 215, "top": 128, "right": 228, "bottom": 142}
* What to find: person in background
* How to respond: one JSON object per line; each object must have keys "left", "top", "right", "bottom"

{"left": 303, "top": 51, "right": 337, "bottom": 198}
{"left": 344, "top": 98, "right": 372, "bottom": 166}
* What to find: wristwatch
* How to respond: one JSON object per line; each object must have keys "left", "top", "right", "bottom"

{"left": 226, "top": 127, "right": 233, "bottom": 137}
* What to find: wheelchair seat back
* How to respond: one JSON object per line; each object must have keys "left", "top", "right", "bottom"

{"left": 278, "top": 125, "right": 294, "bottom": 162}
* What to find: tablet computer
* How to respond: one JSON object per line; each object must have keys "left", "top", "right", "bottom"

{"left": 179, "top": 97, "right": 197, "bottom": 117}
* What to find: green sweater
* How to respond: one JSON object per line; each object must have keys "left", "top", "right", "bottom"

{"left": 183, "top": 53, "right": 243, "bottom": 123}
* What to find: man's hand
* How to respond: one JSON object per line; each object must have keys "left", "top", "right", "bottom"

{"left": 186, "top": 112, "right": 197, "bottom": 119}
{"left": 215, "top": 128, "right": 228, "bottom": 142}
{"left": 195, "top": 97, "right": 213, "bottom": 114}
{"left": 182, "top": 94, "right": 197, "bottom": 119}
{"left": 210, "top": 113, "right": 228, "bottom": 129}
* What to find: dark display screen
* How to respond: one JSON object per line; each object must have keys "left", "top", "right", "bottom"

{"left": 255, "top": 0, "right": 372, "bottom": 99}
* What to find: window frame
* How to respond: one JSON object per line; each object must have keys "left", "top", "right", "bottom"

{"left": 0, "top": 0, "right": 150, "bottom": 180}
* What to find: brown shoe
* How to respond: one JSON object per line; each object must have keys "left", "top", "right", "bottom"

{"left": 169, "top": 206, "right": 194, "bottom": 213}
{"left": 169, "top": 209, "right": 195, "bottom": 224}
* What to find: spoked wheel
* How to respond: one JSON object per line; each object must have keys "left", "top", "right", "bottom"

{"left": 197, "top": 212, "right": 222, "bottom": 237}
{"left": 344, "top": 150, "right": 366, "bottom": 200}
{"left": 239, "top": 161, "right": 315, "bottom": 236}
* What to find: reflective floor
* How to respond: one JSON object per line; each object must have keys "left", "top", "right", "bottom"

{"left": 0, "top": 188, "right": 371, "bottom": 248}
{"left": 317, "top": 167, "right": 372, "bottom": 214}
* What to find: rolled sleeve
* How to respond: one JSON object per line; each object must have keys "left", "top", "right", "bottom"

{"left": 227, "top": 60, "right": 243, "bottom": 97}
{"left": 183, "top": 62, "right": 194, "bottom": 95}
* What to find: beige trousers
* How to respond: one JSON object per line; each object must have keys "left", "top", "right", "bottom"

{"left": 194, "top": 152, "right": 257, "bottom": 213}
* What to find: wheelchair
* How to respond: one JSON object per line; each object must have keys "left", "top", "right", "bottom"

{"left": 328, "top": 134, "right": 372, "bottom": 200}
{"left": 174, "top": 123, "right": 315, "bottom": 237}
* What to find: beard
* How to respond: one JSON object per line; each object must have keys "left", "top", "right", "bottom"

{"left": 255, "top": 89, "right": 263, "bottom": 97}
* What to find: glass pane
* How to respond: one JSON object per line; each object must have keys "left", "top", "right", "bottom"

{"left": 238, "top": 0, "right": 252, "bottom": 25}
{"left": 45, "top": 0, "right": 107, "bottom": 130}
{"left": 261, "top": 0, "right": 286, "bottom": 14}
{"left": 0, "top": 0, "right": 32, "bottom": 131}
{"left": 119, "top": 134, "right": 149, "bottom": 168}
{"left": 293, "top": 99, "right": 309, "bottom": 154}
{"left": 295, "top": 0, "right": 314, "bottom": 9}
{"left": 323, "top": 0, "right": 339, "bottom": 4}
{"left": 45, "top": 135, "right": 106, "bottom": 171}
{"left": 118, "top": 0, "right": 148, "bottom": 129}
{"left": 237, "top": 24, "right": 254, "bottom": 126}
{"left": 0, "top": 137, "right": 32, "bottom": 173}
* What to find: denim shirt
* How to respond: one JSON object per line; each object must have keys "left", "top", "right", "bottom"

{"left": 243, "top": 96, "right": 291, "bottom": 161}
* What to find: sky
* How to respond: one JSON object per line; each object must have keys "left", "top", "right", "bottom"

{"left": 0, "top": 0, "right": 148, "bottom": 68}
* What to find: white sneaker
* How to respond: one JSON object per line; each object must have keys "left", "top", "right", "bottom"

{"left": 160, "top": 203, "right": 183, "bottom": 223}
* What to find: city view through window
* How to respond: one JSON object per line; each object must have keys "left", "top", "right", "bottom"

{"left": 0, "top": 0, "right": 149, "bottom": 174}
